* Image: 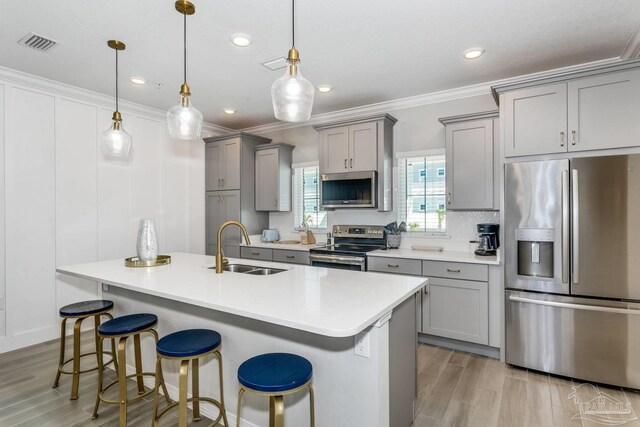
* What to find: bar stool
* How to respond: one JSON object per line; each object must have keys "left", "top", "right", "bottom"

{"left": 152, "top": 329, "right": 229, "bottom": 427}
{"left": 53, "top": 299, "right": 117, "bottom": 400}
{"left": 236, "top": 353, "right": 314, "bottom": 427}
{"left": 92, "top": 313, "right": 170, "bottom": 426}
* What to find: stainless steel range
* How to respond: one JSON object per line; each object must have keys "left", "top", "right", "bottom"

{"left": 309, "top": 225, "right": 386, "bottom": 271}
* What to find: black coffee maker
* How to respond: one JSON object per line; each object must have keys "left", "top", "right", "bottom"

{"left": 475, "top": 223, "right": 499, "bottom": 256}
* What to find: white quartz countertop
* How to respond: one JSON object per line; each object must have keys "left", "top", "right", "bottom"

{"left": 56, "top": 252, "right": 426, "bottom": 338}
{"left": 239, "top": 237, "right": 324, "bottom": 252}
{"left": 368, "top": 248, "right": 500, "bottom": 265}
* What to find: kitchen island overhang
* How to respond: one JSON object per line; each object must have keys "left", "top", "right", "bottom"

{"left": 57, "top": 252, "right": 426, "bottom": 427}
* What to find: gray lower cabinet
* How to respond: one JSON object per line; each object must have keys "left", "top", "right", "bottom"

{"left": 240, "top": 246, "right": 273, "bottom": 261}
{"left": 272, "top": 249, "right": 310, "bottom": 265}
{"left": 422, "top": 260, "right": 489, "bottom": 345}
{"left": 240, "top": 246, "right": 310, "bottom": 265}
{"left": 206, "top": 191, "right": 242, "bottom": 258}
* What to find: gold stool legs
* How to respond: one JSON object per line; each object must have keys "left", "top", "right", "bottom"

{"left": 236, "top": 382, "right": 315, "bottom": 427}
{"left": 117, "top": 337, "right": 129, "bottom": 426}
{"left": 52, "top": 318, "right": 67, "bottom": 389}
{"left": 153, "top": 349, "right": 229, "bottom": 427}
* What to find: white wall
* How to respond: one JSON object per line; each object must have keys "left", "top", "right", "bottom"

{"left": 0, "top": 67, "right": 225, "bottom": 353}
{"left": 255, "top": 95, "right": 500, "bottom": 250}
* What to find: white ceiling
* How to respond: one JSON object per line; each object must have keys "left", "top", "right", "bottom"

{"left": 1, "top": 0, "right": 639, "bottom": 129}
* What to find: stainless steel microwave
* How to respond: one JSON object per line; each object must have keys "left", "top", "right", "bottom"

{"left": 320, "top": 171, "right": 377, "bottom": 209}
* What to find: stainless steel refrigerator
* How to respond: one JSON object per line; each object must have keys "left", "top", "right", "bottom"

{"left": 505, "top": 155, "right": 640, "bottom": 389}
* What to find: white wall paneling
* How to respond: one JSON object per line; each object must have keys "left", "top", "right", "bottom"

{"left": 0, "top": 67, "right": 219, "bottom": 353}
{"left": 0, "top": 84, "right": 5, "bottom": 338}
{"left": 97, "top": 108, "right": 134, "bottom": 261}
{"left": 55, "top": 98, "right": 99, "bottom": 314}
{"left": 4, "top": 86, "right": 57, "bottom": 350}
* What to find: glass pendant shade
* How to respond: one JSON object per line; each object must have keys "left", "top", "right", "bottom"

{"left": 167, "top": 94, "right": 203, "bottom": 140}
{"left": 102, "top": 119, "right": 132, "bottom": 157}
{"left": 271, "top": 63, "right": 315, "bottom": 122}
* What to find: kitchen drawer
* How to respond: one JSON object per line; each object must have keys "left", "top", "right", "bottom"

{"left": 368, "top": 257, "right": 422, "bottom": 276}
{"left": 273, "top": 249, "right": 310, "bottom": 265}
{"left": 240, "top": 247, "right": 273, "bottom": 261}
{"left": 422, "top": 260, "right": 488, "bottom": 282}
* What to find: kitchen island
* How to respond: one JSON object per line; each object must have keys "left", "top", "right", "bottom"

{"left": 57, "top": 252, "right": 426, "bottom": 427}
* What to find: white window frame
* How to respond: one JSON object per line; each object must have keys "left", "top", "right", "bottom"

{"left": 292, "top": 161, "right": 328, "bottom": 230}
{"left": 396, "top": 149, "right": 447, "bottom": 235}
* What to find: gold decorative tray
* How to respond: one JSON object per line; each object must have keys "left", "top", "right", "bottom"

{"left": 124, "top": 255, "right": 172, "bottom": 268}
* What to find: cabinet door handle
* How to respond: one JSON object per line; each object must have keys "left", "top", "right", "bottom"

{"left": 387, "top": 264, "right": 399, "bottom": 268}
{"left": 560, "top": 131, "right": 565, "bottom": 146}
{"left": 286, "top": 255, "right": 295, "bottom": 259}
{"left": 218, "top": 179, "right": 221, "bottom": 188}
{"left": 274, "top": 198, "right": 278, "bottom": 208}
{"left": 424, "top": 287, "right": 429, "bottom": 295}
{"left": 251, "top": 252, "right": 260, "bottom": 256}
{"left": 344, "top": 159, "right": 347, "bottom": 169}
{"left": 571, "top": 130, "right": 576, "bottom": 145}
{"left": 446, "top": 268, "right": 461, "bottom": 273}
{"left": 221, "top": 178, "right": 225, "bottom": 187}
{"left": 447, "top": 193, "right": 451, "bottom": 205}
{"left": 350, "top": 158, "right": 353, "bottom": 168}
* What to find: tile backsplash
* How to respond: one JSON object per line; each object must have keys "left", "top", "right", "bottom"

{"left": 269, "top": 209, "right": 499, "bottom": 252}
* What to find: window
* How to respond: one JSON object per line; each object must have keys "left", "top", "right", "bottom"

{"left": 293, "top": 162, "right": 328, "bottom": 229}
{"left": 397, "top": 150, "right": 446, "bottom": 232}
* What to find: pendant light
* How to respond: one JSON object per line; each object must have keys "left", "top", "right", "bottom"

{"left": 271, "top": 0, "right": 315, "bottom": 122}
{"left": 102, "top": 40, "right": 132, "bottom": 157}
{"left": 167, "top": 0, "right": 203, "bottom": 140}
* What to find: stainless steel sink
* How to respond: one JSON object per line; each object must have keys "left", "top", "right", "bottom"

{"left": 223, "top": 264, "right": 257, "bottom": 273}
{"left": 208, "top": 264, "right": 286, "bottom": 275}
{"left": 244, "top": 268, "right": 286, "bottom": 276}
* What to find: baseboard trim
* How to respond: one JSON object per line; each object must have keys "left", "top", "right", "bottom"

{"left": 418, "top": 333, "right": 500, "bottom": 359}
{"left": 0, "top": 325, "right": 59, "bottom": 354}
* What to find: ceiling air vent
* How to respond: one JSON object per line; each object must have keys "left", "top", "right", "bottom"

{"left": 18, "top": 32, "right": 59, "bottom": 52}
{"left": 260, "top": 57, "right": 287, "bottom": 71}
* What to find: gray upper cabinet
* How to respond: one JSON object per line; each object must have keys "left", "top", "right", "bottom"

{"left": 204, "top": 132, "right": 271, "bottom": 256}
{"left": 567, "top": 69, "right": 640, "bottom": 151}
{"left": 205, "top": 138, "right": 241, "bottom": 190}
{"left": 440, "top": 111, "right": 498, "bottom": 210}
{"left": 314, "top": 114, "right": 396, "bottom": 211}
{"left": 494, "top": 61, "right": 640, "bottom": 157}
{"left": 255, "top": 143, "right": 294, "bottom": 212}
{"left": 503, "top": 83, "right": 567, "bottom": 157}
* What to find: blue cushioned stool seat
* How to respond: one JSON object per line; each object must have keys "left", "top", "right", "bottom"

{"left": 238, "top": 353, "right": 313, "bottom": 393}
{"left": 60, "top": 300, "right": 114, "bottom": 317}
{"left": 98, "top": 313, "right": 157, "bottom": 336}
{"left": 157, "top": 329, "right": 222, "bottom": 358}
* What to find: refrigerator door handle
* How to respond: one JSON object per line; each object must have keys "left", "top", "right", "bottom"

{"left": 572, "top": 169, "right": 579, "bottom": 284}
{"left": 508, "top": 295, "right": 640, "bottom": 315}
{"left": 562, "top": 170, "right": 570, "bottom": 284}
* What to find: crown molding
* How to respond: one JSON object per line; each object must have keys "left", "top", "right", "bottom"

{"left": 621, "top": 23, "right": 640, "bottom": 59}
{"left": 0, "top": 66, "right": 233, "bottom": 136}
{"left": 239, "top": 57, "right": 621, "bottom": 135}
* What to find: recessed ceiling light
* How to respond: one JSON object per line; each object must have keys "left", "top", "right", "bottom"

{"left": 463, "top": 48, "right": 485, "bottom": 60}
{"left": 129, "top": 76, "right": 147, "bottom": 85}
{"left": 230, "top": 33, "right": 252, "bottom": 47}
{"left": 317, "top": 85, "right": 333, "bottom": 93}
{"left": 223, "top": 108, "right": 237, "bottom": 115}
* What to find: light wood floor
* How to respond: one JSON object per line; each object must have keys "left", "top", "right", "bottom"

{"left": 2, "top": 336, "right": 640, "bottom": 426}
{"left": 412, "top": 344, "right": 640, "bottom": 427}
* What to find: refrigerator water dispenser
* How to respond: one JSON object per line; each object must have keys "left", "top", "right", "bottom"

{"left": 516, "top": 228, "right": 554, "bottom": 278}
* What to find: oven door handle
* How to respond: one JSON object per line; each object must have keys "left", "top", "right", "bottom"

{"left": 309, "top": 254, "right": 366, "bottom": 265}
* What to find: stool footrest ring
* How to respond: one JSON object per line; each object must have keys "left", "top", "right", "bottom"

{"left": 154, "top": 396, "right": 225, "bottom": 427}
{"left": 55, "top": 351, "right": 115, "bottom": 376}
{"left": 97, "top": 371, "right": 157, "bottom": 405}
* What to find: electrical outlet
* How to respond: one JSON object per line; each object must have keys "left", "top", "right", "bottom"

{"left": 354, "top": 330, "right": 370, "bottom": 358}
{"left": 102, "top": 283, "right": 109, "bottom": 292}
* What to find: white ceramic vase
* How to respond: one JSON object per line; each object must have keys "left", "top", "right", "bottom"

{"left": 136, "top": 218, "right": 158, "bottom": 262}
